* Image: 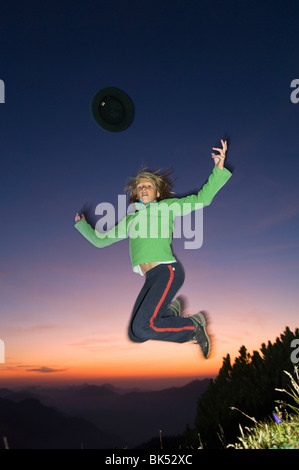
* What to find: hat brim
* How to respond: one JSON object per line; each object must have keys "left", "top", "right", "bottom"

{"left": 90, "top": 87, "right": 135, "bottom": 132}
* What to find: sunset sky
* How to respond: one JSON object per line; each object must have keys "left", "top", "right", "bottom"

{"left": 0, "top": 0, "right": 299, "bottom": 389}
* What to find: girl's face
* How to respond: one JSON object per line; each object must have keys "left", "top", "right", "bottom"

{"left": 136, "top": 178, "right": 160, "bottom": 204}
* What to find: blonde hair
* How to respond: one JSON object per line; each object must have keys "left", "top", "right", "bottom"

{"left": 124, "top": 167, "right": 175, "bottom": 203}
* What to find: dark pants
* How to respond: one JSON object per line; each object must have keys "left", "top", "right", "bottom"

{"left": 128, "top": 262, "right": 195, "bottom": 343}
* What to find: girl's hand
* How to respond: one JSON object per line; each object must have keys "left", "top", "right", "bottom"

{"left": 75, "top": 212, "right": 85, "bottom": 223}
{"left": 211, "top": 139, "right": 227, "bottom": 170}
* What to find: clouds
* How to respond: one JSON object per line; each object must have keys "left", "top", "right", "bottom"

{"left": 1, "top": 363, "right": 68, "bottom": 377}
{"left": 26, "top": 366, "right": 67, "bottom": 374}
{"left": 69, "top": 336, "right": 132, "bottom": 353}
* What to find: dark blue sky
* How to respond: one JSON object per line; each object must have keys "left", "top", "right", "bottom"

{"left": 0, "top": 0, "right": 299, "bottom": 386}
{"left": 1, "top": 0, "right": 298, "bottom": 249}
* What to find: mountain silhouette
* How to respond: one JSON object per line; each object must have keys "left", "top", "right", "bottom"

{"left": 0, "top": 396, "right": 118, "bottom": 449}
{"left": 0, "top": 379, "right": 209, "bottom": 448}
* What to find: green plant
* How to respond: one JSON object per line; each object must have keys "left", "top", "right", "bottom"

{"left": 276, "top": 367, "right": 299, "bottom": 416}
{"left": 189, "top": 327, "right": 299, "bottom": 448}
{"left": 228, "top": 414, "right": 299, "bottom": 449}
{"left": 228, "top": 366, "right": 299, "bottom": 449}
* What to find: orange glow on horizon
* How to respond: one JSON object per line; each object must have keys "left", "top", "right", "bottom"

{"left": 0, "top": 338, "right": 222, "bottom": 388}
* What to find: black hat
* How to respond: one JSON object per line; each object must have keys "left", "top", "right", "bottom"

{"left": 90, "top": 87, "right": 135, "bottom": 132}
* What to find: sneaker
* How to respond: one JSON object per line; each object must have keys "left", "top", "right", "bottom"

{"left": 190, "top": 312, "right": 211, "bottom": 359}
{"left": 168, "top": 298, "right": 183, "bottom": 316}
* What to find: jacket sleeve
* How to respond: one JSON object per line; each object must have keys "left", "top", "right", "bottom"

{"left": 171, "top": 165, "right": 232, "bottom": 216}
{"left": 74, "top": 215, "right": 129, "bottom": 248}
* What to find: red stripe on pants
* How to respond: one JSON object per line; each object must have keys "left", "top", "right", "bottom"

{"left": 149, "top": 265, "right": 195, "bottom": 333}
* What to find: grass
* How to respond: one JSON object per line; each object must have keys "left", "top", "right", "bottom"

{"left": 228, "top": 367, "right": 299, "bottom": 449}
{"left": 228, "top": 413, "right": 299, "bottom": 449}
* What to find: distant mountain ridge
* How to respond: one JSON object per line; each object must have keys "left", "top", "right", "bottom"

{"left": 0, "top": 396, "right": 117, "bottom": 449}
{"left": 0, "top": 379, "right": 209, "bottom": 448}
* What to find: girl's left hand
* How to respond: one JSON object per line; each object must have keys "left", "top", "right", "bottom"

{"left": 75, "top": 212, "right": 85, "bottom": 223}
{"left": 211, "top": 139, "right": 227, "bottom": 170}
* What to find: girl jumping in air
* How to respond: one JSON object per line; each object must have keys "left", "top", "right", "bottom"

{"left": 74, "top": 140, "right": 231, "bottom": 359}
